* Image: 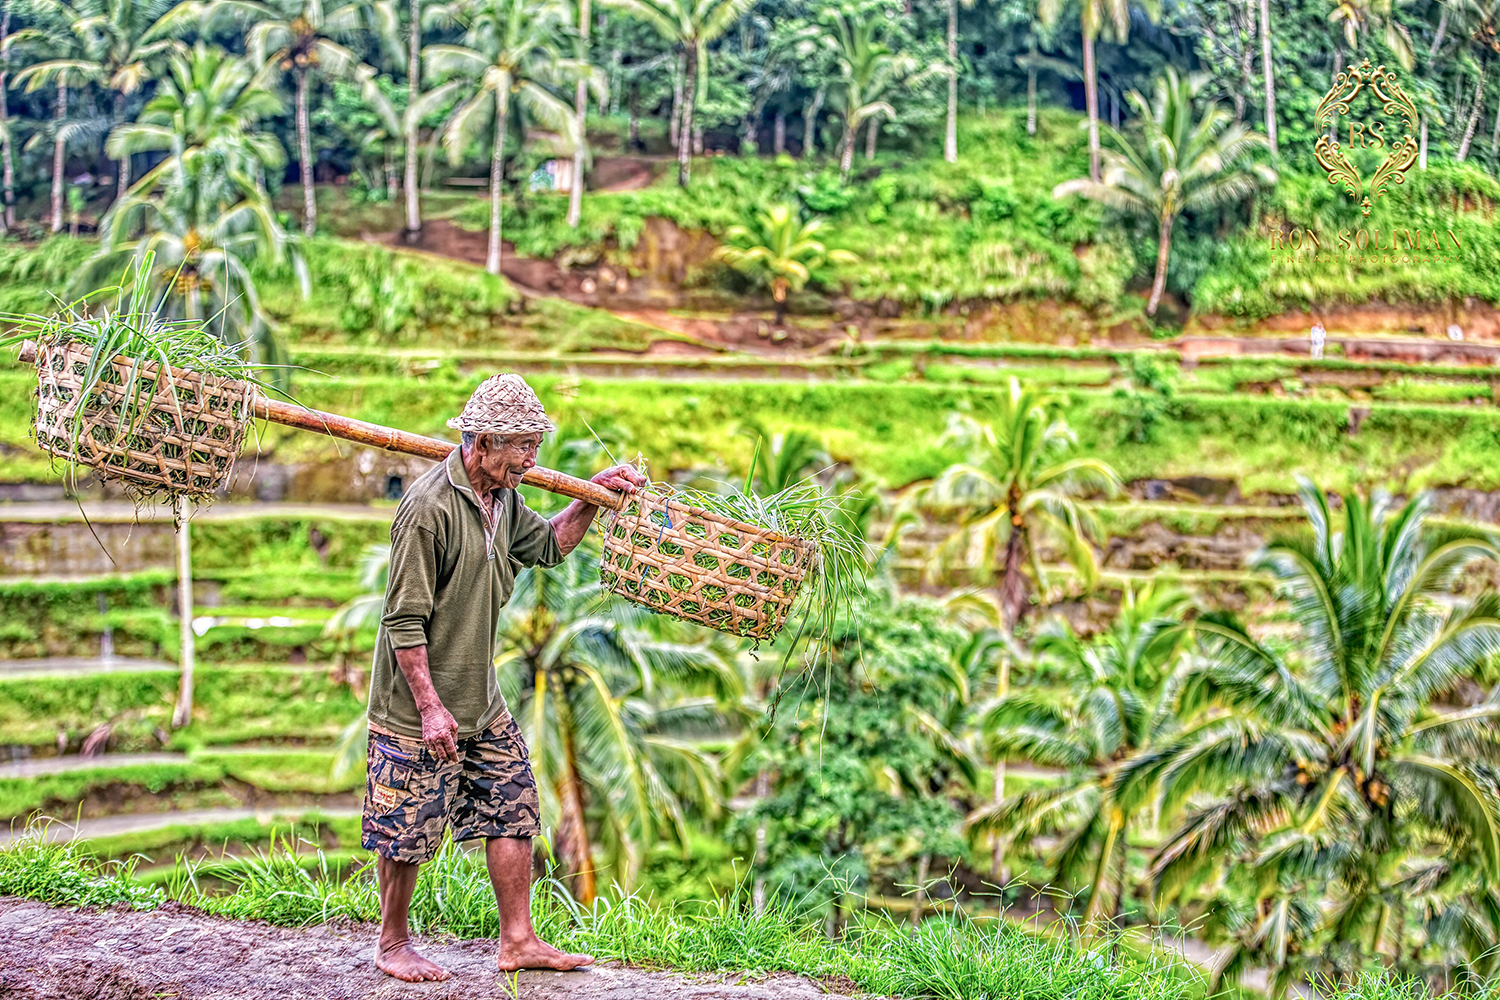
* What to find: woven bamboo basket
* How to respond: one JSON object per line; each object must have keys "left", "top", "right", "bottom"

{"left": 599, "top": 491, "right": 818, "bottom": 641}
{"left": 33, "top": 341, "right": 255, "bottom": 499}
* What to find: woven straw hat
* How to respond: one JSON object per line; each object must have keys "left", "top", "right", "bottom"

{"left": 447, "top": 374, "right": 556, "bottom": 436}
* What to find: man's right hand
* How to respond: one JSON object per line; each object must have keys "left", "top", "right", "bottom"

{"left": 420, "top": 703, "right": 460, "bottom": 762}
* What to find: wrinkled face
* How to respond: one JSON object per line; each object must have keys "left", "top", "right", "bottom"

{"left": 476, "top": 433, "right": 543, "bottom": 489}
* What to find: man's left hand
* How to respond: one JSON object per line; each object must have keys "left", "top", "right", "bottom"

{"left": 592, "top": 464, "right": 647, "bottom": 496}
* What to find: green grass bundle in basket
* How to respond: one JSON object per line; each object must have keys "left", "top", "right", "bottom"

{"left": 2, "top": 253, "right": 266, "bottom": 506}
{"left": 599, "top": 477, "right": 867, "bottom": 643}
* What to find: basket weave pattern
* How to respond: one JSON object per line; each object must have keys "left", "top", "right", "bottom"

{"left": 600, "top": 492, "right": 817, "bottom": 641}
{"left": 34, "top": 341, "right": 254, "bottom": 499}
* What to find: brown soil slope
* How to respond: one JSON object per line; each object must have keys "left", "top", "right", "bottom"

{"left": 0, "top": 898, "right": 840, "bottom": 1000}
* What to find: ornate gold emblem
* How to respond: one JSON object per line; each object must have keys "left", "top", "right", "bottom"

{"left": 1314, "top": 60, "right": 1420, "bottom": 217}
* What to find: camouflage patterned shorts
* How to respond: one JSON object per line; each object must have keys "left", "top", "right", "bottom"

{"left": 361, "top": 713, "right": 541, "bottom": 864}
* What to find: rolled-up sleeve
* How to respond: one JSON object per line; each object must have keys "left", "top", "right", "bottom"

{"left": 507, "top": 493, "right": 564, "bottom": 569}
{"left": 382, "top": 519, "right": 442, "bottom": 649}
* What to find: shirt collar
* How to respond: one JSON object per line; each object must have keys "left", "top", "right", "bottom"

{"left": 445, "top": 447, "right": 486, "bottom": 512}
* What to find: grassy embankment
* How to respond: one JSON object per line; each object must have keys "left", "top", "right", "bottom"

{"left": 0, "top": 830, "right": 1441, "bottom": 1000}
{"left": 9, "top": 110, "right": 1500, "bottom": 335}
{"left": 456, "top": 110, "right": 1500, "bottom": 320}
{"left": 7, "top": 365, "right": 1500, "bottom": 495}
{"left": 0, "top": 666, "right": 363, "bottom": 752}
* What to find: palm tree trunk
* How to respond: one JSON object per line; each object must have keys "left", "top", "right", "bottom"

{"left": 555, "top": 696, "right": 597, "bottom": 905}
{"left": 669, "top": 52, "right": 684, "bottom": 150}
{"left": 677, "top": 48, "right": 695, "bottom": 188}
{"left": 50, "top": 83, "right": 66, "bottom": 234}
{"left": 773, "top": 110, "right": 785, "bottom": 154}
{"left": 910, "top": 853, "right": 930, "bottom": 924}
{"left": 1260, "top": 0, "right": 1277, "bottom": 156}
{"left": 114, "top": 91, "right": 129, "bottom": 200}
{"left": 991, "top": 653, "right": 1010, "bottom": 883}
{"left": 628, "top": 83, "right": 640, "bottom": 150}
{"left": 1147, "top": 212, "right": 1173, "bottom": 316}
{"left": 0, "top": 10, "right": 13, "bottom": 233}
{"left": 1082, "top": 30, "right": 1101, "bottom": 183}
{"left": 1489, "top": 89, "right": 1500, "bottom": 159}
{"left": 1026, "top": 68, "right": 1037, "bottom": 136}
{"left": 802, "top": 86, "right": 824, "bottom": 158}
{"left": 1082, "top": 808, "right": 1123, "bottom": 930}
{"left": 751, "top": 768, "right": 770, "bottom": 916}
{"left": 1419, "top": 113, "right": 1428, "bottom": 169}
{"left": 1457, "top": 68, "right": 1485, "bottom": 162}
{"left": 839, "top": 126, "right": 855, "bottom": 181}
{"left": 405, "top": 0, "right": 422, "bottom": 234}
{"left": 999, "top": 515, "right": 1027, "bottom": 629}
{"left": 1329, "top": 46, "right": 1342, "bottom": 142}
{"left": 567, "top": 0, "right": 591, "bottom": 228}
{"left": 1430, "top": 6, "right": 1448, "bottom": 57}
{"left": 864, "top": 116, "right": 878, "bottom": 159}
{"left": 487, "top": 89, "right": 507, "bottom": 275}
{"left": 296, "top": 66, "right": 316, "bottom": 236}
{"left": 943, "top": 0, "right": 958, "bottom": 163}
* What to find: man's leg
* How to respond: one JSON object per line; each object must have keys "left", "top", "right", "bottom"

{"left": 375, "top": 856, "right": 450, "bottom": 982}
{"left": 363, "top": 726, "right": 456, "bottom": 982}
{"left": 485, "top": 836, "right": 595, "bottom": 971}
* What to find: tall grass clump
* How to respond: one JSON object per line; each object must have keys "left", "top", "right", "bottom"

{"left": 0, "top": 829, "right": 1469, "bottom": 1000}
{"left": 0, "top": 828, "right": 163, "bottom": 910}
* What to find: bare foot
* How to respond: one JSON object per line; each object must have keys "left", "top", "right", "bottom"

{"left": 496, "top": 936, "right": 595, "bottom": 972}
{"left": 376, "top": 942, "right": 451, "bottom": 982}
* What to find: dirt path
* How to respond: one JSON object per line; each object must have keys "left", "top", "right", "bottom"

{"left": 0, "top": 897, "right": 841, "bottom": 1000}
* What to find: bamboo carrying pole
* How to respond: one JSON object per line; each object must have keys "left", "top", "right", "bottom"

{"left": 16, "top": 341, "right": 627, "bottom": 511}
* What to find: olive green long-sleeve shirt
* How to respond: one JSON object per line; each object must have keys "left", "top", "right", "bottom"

{"left": 368, "top": 448, "right": 563, "bottom": 738}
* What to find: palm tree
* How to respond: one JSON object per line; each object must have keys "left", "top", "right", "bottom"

{"left": 1130, "top": 481, "right": 1500, "bottom": 992}
{"left": 907, "top": 378, "right": 1120, "bottom": 630}
{"left": 1, "top": 7, "right": 22, "bottom": 231}
{"left": 497, "top": 555, "right": 743, "bottom": 903}
{"left": 1260, "top": 0, "right": 1276, "bottom": 156}
{"left": 1014, "top": 42, "right": 1079, "bottom": 137}
{"left": 425, "top": 0, "right": 590, "bottom": 275}
{"left": 1329, "top": 0, "right": 1417, "bottom": 71}
{"left": 209, "top": 0, "right": 395, "bottom": 236}
{"left": 106, "top": 42, "right": 286, "bottom": 195}
{"left": 602, "top": 0, "right": 755, "bottom": 187}
{"left": 1451, "top": 0, "right": 1500, "bottom": 162}
{"left": 564, "top": 0, "right": 592, "bottom": 229}
{"left": 93, "top": 55, "right": 302, "bottom": 378}
{"left": 969, "top": 580, "right": 1188, "bottom": 927}
{"left": 10, "top": 0, "right": 93, "bottom": 232}
{"left": 942, "top": 0, "right": 976, "bottom": 162}
{"left": 1035, "top": 0, "right": 1160, "bottom": 184}
{"left": 817, "top": 3, "right": 946, "bottom": 182}
{"left": 1053, "top": 67, "right": 1274, "bottom": 317}
{"left": 713, "top": 203, "right": 856, "bottom": 326}
{"left": 13, "top": 0, "right": 183, "bottom": 201}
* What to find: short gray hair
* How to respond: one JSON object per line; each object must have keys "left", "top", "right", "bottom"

{"left": 461, "top": 431, "right": 479, "bottom": 450}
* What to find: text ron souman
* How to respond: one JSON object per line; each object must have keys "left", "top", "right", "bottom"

{"left": 1268, "top": 227, "right": 1463, "bottom": 252}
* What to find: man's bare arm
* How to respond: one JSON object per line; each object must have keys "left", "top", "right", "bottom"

{"left": 393, "top": 645, "right": 459, "bottom": 761}
{"left": 549, "top": 464, "right": 647, "bottom": 554}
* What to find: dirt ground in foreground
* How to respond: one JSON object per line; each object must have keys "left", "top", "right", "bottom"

{"left": 0, "top": 898, "right": 845, "bottom": 1000}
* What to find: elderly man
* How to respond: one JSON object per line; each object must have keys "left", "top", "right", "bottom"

{"left": 363, "top": 374, "right": 645, "bottom": 982}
